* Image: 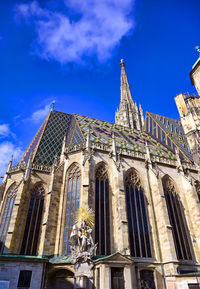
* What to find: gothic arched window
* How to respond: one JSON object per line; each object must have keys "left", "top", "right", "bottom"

{"left": 140, "top": 270, "right": 155, "bottom": 289}
{"left": 20, "top": 184, "right": 45, "bottom": 255}
{"left": 95, "top": 164, "right": 111, "bottom": 255}
{"left": 163, "top": 177, "right": 192, "bottom": 260}
{"left": 0, "top": 184, "right": 17, "bottom": 253}
{"left": 62, "top": 164, "right": 81, "bottom": 255}
{"left": 125, "top": 170, "right": 152, "bottom": 258}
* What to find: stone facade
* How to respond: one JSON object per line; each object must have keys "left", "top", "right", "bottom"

{"left": 0, "top": 57, "right": 200, "bottom": 289}
{"left": 0, "top": 257, "right": 46, "bottom": 289}
{"left": 175, "top": 93, "right": 200, "bottom": 166}
{"left": 190, "top": 57, "right": 200, "bottom": 95}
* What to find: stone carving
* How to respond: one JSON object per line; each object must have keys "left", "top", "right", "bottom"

{"left": 164, "top": 178, "right": 175, "bottom": 193}
{"left": 95, "top": 164, "right": 108, "bottom": 180}
{"left": 125, "top": 169, "right": 141, "bottom": 188}
{"left": 82, "top": 149, "right": 93, "bottom": 166}
{"left": 70, "top": 207, "right": 97, "bottom": 264}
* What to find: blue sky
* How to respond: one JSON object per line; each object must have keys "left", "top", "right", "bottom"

{"left": 0, "top": 0, "right": 200, "bottom": 177}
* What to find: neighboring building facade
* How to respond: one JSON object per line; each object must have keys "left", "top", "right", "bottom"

{"left": 0, "top": 54, "right": 200, "bottom": 289}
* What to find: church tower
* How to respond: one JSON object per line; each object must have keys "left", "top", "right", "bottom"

{"left": 190, "top": 46, "right": 200, "bottom": 95}
{"left": 175, "top": 48, "right": 200, "bottom": 165}
{"left": 115, "top": 59, "right": 144, "bottom": 130}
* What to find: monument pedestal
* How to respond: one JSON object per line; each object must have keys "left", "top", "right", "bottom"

{"left": 74, "top": 261, "right": 93, "bottom": 289}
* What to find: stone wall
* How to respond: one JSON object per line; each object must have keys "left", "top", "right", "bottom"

{"left": 1, "top": 147, "right": 200, "bottom": 288}
{"left": 0, "top": 259, "right": 45, "bottom": 289}
{"left": 191, "top": 61, "right": 200, "bottom": 96}
{"left": 175, "top": 93, "right": 200, "bottom": 165}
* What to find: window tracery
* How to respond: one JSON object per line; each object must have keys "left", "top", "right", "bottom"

{"left": 95, "top": 164, "right": 111, "bottom": 255}
{"left": 125, "top": 169, "right": 152, "bottom": 258}
{"left": 20, "top": 184, "right": 45, "bottom": 255}
{"left": 0, "top": 184, "right": 17, "bottom": 253}
{"left": 163, "top": 176, "right": 192, "bottom": 260}
{"left": 62, "top": 164, "right": 81, "bottom": 255}
{"left": 140, "top": 270, "right": 155, "bottom": 289}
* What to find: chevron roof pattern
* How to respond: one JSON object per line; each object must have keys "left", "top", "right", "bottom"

{"left": 145, "top": 112, "right": 193, "bottom": 162}
{"left": 19, "top": 109, "right": 193, "bottom": 166}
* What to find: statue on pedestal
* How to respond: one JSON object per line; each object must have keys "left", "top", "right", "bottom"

{"left": 70, "top": 207, "right": 97, "bottom": 264}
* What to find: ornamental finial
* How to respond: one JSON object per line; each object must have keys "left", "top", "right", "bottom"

{"left": 120, "top": 58, "right": 125, "bottom": 67}
{"left": 51, "top": 100, "right": 55, "bottom": 111}
{"left": 195, "top": 46, "right": 200, "bottom": 56}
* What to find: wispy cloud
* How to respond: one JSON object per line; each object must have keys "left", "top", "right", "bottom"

{"left": 0, "top": 141, "right": 23, "bottom": 178}
{"left": 0, "top": 124, "right": 10, "bottom": 138}
{"left": 30, "top": 103, "right": 51, "bottom": 123}
{"left": 15, "top": 0, "right": 135, "bottom": 65}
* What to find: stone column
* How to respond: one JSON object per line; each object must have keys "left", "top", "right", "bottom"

{"left": 100, "top": 264, "right": 106, "bottom": 289}
{"left": 42, "top": 160, "right": 65, "bottom": 255}
{"left": 146, "top": 165, "right": 177, "bottom": 278}
{"left": 6, "top": 176, "right": 28, "bottom": 253}
{"left": 130, "top": 264, "right": 137, "bottom": 288}
{"left": 109, "top": 159, "right": 129, "bottom": 253}
{"left": 54, "top": 158, "right": 68, "bottom": 255}
{"left": 124, "top": 265, "right": 135, "bottom": 289}
{"left": 105, "top": 265, "right": 111, "bottom": 289}
{"left": 100, "top": 264, "right": 111, "bottom": 289}
{"left": 176, "top": 172, "right": 200, "bottom": 262}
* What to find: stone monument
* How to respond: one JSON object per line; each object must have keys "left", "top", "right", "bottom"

{"left": 70, "top": 207, "right": 97, "bottom": 289}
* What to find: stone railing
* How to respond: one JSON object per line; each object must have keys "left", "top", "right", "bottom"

{"left": 9, "top": 162, "right": 52, "bottom": 174}
{"left": 9, "top": 162, "right": 27, "bottom": 173}
{"left": 32, "top": 163, "right": 52, "bottom": 172}
{"left": 67, "top": 141, "right": 180, "bottom": 166}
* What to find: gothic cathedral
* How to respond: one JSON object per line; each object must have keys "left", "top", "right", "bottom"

{"left": 0, "top": 53, "right": 200, "bottom": 289}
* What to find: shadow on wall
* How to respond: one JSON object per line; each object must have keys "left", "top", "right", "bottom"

{"left": 46, "top": 269, "right": 74, "bottom": 289}
{"left": 45, "top": 268, "right": 94, "bottom": 289}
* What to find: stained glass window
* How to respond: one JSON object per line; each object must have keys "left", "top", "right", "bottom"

{"left": 95, "top": 164, "right": 111, "bottom": 255}
{"left": 20, "top": 184, "right": 45, "bottom": 255}
{"left": 0, "top": 184, "right": 17, "bottom": 253}
{"left": 62, "top": 164, "right": 81, "bottom": 255}
{"left": 163, "top": 176, "right": 192, "bottom": 260}
{"left": 125, "top": 169, "right": 152, "bottom": 258}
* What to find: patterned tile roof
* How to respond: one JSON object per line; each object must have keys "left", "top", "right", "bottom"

{"left": 19, "top": 113, "right": 50, "bottom": 164}
{"left": 73, "top": 114, "right": 178, "bottom": 161}
{"left": 145, "top": 112, "right": 193, "bottom": 162}
{"left": 20, "top": 110, "right": 71, "bottom": 165}
{"left": 20, "top": 110, "right": 192, "bottom": 166}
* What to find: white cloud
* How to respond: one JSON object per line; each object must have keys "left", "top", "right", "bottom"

{"left": 16, "top": 0, "right": 135, "bottom": 64}
{"left": 0, "top": 141, "right": 23, "bottom": 179}
{"left": 31, "top": 103, "right": 51, "bottom": 123}
{"left": 0, "top": 124, "right": 10, "bottom": 138}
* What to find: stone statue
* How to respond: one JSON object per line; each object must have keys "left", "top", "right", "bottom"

{"left": 70, "top": 207, "right": 97, "bottom": 264}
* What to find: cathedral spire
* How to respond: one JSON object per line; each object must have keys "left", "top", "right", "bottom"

{"left": 120, "top": 59, "right": 134, "bottom": 105}
{"left": 115, "top": 59, "right": 143, "bottom": 130}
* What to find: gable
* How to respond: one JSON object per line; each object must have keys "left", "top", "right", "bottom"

{"left": 93, "top": 252, "right": 133, "bottom": 264}
{"left": 66, "top": 115, "right": 85, "bottom": 148}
